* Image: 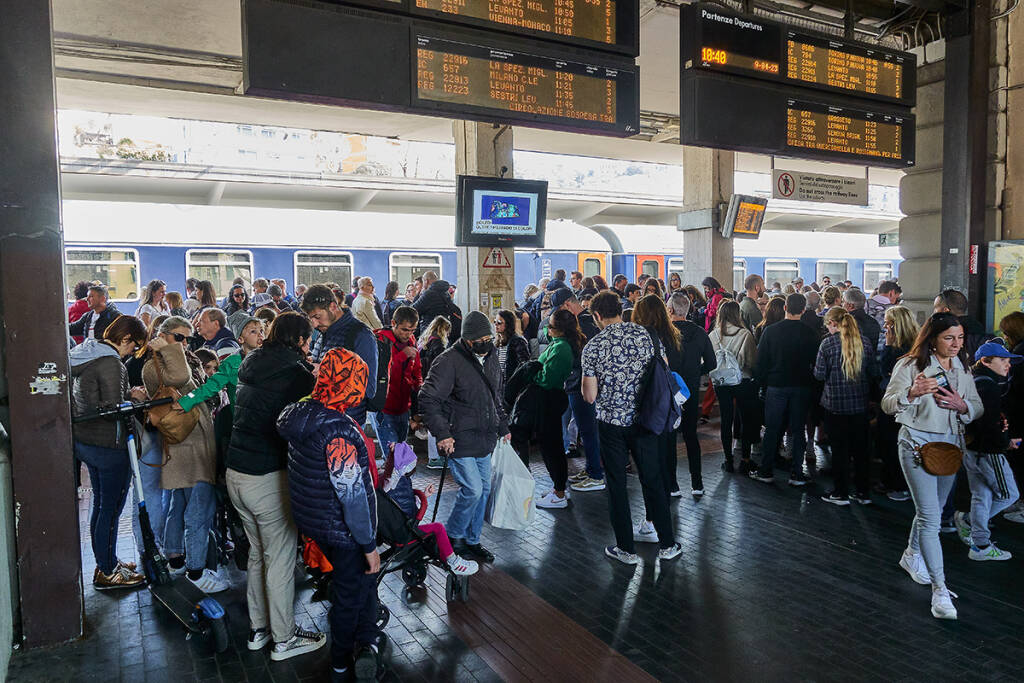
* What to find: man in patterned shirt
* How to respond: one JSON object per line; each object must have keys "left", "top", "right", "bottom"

{"left": 582, "top": 292, "right": 682, "bottom": 565}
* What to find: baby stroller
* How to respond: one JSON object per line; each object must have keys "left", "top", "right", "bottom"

{"left": 373, "top": 450, "right": 470, "bottom": 629}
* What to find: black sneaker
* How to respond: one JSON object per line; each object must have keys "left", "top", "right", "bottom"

{"left": 850, "top": 492, "right": 873, "bottom": 505}
{"left": 738, "top": 459, "right": 756, "bottom": 475}
{"left": 749, "top": 470, "right": 774, "bottom": 483}
{"left": 354, "top": 633, "right": 388, "bottom": 681}
{"left": 788, "top": 474, "right": 809, "bottom": 487}
{"left": 464, "top": 544, "right": 495, "bottom": 563}
{"left": 722, "top": 460, "right": 735, "bottom": 473}
{"left": 821, "top": 492, "right": 850, "bottom": 506}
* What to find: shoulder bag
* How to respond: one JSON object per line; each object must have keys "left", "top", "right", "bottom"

{"left": 147, "top": 356, "right": 200, "bottom": 445}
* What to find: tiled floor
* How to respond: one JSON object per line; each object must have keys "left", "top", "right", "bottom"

{"left": 9, "top": 419, "right": 1024, "bottom": 682}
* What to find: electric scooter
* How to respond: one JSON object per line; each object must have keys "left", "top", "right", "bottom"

{"left": 73, "top": 399, "right": 229, "bottom": 652}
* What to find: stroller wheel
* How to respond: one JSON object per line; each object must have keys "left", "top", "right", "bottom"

{"left": 459, "top": 577, "right": 470, "bottom": 602}
{"left": 402, "top": 563, "right": 427, "bottom": 588}
{"left": 445, "top": 574, "right": 458, "bottom": 602}
{"left": 376, "top": 602, "right": 390, "bottom": 629}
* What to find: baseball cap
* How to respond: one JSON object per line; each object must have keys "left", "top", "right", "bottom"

{"left": 975, "top": 340, "right": 1024, "bottom": 364}
{"left": 550, "top": 288, "right": 575, "bottom": 310}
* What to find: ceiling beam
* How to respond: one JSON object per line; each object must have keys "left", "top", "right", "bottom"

{"left": 207, "top": 180, "right": 226, "bottom": 205}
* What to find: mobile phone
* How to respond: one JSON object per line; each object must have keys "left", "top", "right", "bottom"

{"left": 928, "top": 369, "right": 950, "bottom": 389}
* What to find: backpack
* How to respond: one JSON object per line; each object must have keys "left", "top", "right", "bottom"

{"left": 637, "top": 330, "right": 682, "bottom": 435}
{"left": 343, "top": 323, "right": 390, "bottom": 413}
{"left": 709, "top": 343, "right": 743, "bottom": 387}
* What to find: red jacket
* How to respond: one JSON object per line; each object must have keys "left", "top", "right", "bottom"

{"left": 68, "top": 298, "right": 90, "bottom": 344}
{"left": 376, "top": 329, "right": 423, "bottom": 416}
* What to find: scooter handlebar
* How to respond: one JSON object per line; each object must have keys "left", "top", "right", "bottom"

{"left": 71, "top": 397, "right": 175, "bottom": 423}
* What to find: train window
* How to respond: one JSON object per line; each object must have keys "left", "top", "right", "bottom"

{"left": 764, "top": 260, "right": 799, "bottom": 288}
{"left": 65, "top": 249, "right": 140, "bottom": 302}
{"left": 390, "top": 253, "right": 442, "bottom": 288}
{"left": 294, "top": 252, "right": 353, "bottom": 290}
{"left": 186, "top": 250, "right": 254, "bottom": 297}
{"left": 863, "top": 262, "right": 894, "bottom": 291}
{"left": 667, "top": 258, "right": 685, "bottom": 286}
{"left": 641, "top": 260, "right": 659, "bottom": 278}
{"left": 816, "top": 260, "right": 848, "bottom": 285}
{"left": 583, "top": 258, "right": 602, "bottom": 278}
{"left": 733, "top": 259, "right": 746, "bottom": 293}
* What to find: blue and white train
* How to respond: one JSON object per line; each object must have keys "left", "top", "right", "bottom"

{"left": 62, "top": 201, "right": 901, "bottom": 314}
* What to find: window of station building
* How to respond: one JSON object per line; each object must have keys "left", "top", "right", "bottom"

{"left": 764, "top": 260, "right": 799, "bottom": 288}
{"left": 641, "top": 260, "right": 660, "bottom": 278}
{"left": 667, "top": 258, "right": 685, "bottom": 287}
{"left": 863, "top": 261, "right": 894, "bottom": 292}
{"left": 64, "top": 249, "right": 140, "bottom": 302}
{"left": 816, "top": 260, "right": 848, "bottom": 285}
{"left": 733, "top": 259, "right": 747, "bottom": 293}
{"left": 390, "top": 253, "right": 442, "bottom": 289}
{"left": 583, "top": 258, "right": 602, "bottom": 278}
{"left": 237, "top": 124, "right": 254, "bottom": 136}
{"left": 294, "top": 251, "right": 353, "bottom": 290}
{"left": 186, "top": 250, "right": 253, "bottom": 297}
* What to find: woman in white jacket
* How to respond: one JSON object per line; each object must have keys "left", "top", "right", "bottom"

{"left": 709, "top": 300, "right": 760, "bottom": 474}
{"left": 882, "top": 312, "right": 983, "bottom": 620}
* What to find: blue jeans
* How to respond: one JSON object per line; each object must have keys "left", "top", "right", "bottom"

{"left": 561, "top": 407, "right": 578, "bottom": 453}
{"left": 446, "top": 455, "right": 492, "bottom": 545}
{"left": 132, "top": 428, "right": 166, "bottom": 551}
{"left": 964, "top": 451, "right": 1020, "bottom": 547}
{"left": 375, "top": 411, "right": 409, "bottom": 459}
{"left": 758, "top": 386, "right": 811, "bottom": 478}
{"left": 163, "top": 481, "right": 217, "bottom": 571}
{"left": 75, "top": 441, "right": 132, "bottom": 574}
{"left": 568, "top": 392, "right": 602, "bottom": 480}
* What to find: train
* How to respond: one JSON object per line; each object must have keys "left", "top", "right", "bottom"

{"left": 62, "top": 200, "right": 902, "bottom": 314}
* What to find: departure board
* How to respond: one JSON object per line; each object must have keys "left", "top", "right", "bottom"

{"left": 411, "top": 0, "right": 637, "bottom": 55}
{"left": 682, "top": 2, "right": 915, "bottom": 107}
{"left": 785, "top": 99, "right": 905, "bottom": 162}
{"left": 413, "top": 33, "right": 638, "bottom": 134}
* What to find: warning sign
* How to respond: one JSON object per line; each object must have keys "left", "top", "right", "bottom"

{"left": 771, "top": 169, "right": 868, "bottom": 206}
{"left": 482, "top": 248, "right": 512, "bottom": 269}
{"left": 776, "top": 172, "right": 795, "bottom": 198}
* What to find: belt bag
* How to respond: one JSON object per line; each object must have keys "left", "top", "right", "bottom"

{"left": 914, "top": 441, "right": 963, "bottom": 476}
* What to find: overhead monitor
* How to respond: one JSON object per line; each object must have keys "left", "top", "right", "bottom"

{"left": 721, "top": 194, "right": 767, "bottom": 239}
{"left": 456, "top": 175, "right": 548, "bottom": 247}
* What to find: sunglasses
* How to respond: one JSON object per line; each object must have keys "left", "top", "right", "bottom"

{"left": 233, "top": 293, "right": 245, "bottom": 298}
{"left": 171, "top": 333, "right": 188, "bottom": 343}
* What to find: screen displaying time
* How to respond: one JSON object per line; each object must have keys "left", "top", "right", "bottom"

{"left": 786, "top": 33, "right": 905, "bottom": 101}
{"left": 785, "top": 99, "right": 907, "bottom": 162}
{"left": 412, "top": 0, "right": 633, "bottom": 52}
{"left": 414, "top": 34, "right": 638, "bottom": 134}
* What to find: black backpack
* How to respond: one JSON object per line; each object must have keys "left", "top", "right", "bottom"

{"left": 342, "top": 323, "right": 391, "bottom": 413}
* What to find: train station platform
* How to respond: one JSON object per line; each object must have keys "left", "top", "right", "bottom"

{"left": 8, "top": 416, "right": 1024, "bottom": 683}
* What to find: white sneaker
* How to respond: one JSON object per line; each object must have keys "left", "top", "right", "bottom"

{"left": 899, "top": 549, "right": 931, "bottom": 585}
{"left": 1005, "top": 510, "right": 1024, "bottom": 524}
{"left": 248, "top": 627, "right": 272, "bottom": 651}
{"left": 690, "top": 489, "right": 704, "bottom": 497}
{"left": 658, "top": 543, "right": 683, "bottom": 561}
{"left": 604, "top": 545, "right": 639, "bottom": 565}
{"left": 271, "top": 627, "right": 328, "bottom": 661}
{"left": 633, "top": 520, "right": 659, "bottom": 543}
{"left": 536, "top": 490, "right": 568, "bottom": 509}
{"left": 931, "top": 586, "right": 958, "bottom": 620}
{"left": 954, "top": 511, "right": 973, "bottom": 547}
{"left": 969, "top": 544, "right": 1012, "bottom": 561}
{"left": 187, "top": 568, "right": 229, "bottom": 594}
{"left": 447, "top": 554, "right": 479, "bottom": 575}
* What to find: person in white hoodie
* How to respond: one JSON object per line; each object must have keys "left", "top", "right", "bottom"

{"left": 709, "top": 300, "right": 759, "bottom": 474}
{"left": 69, "top": 314, "right": 149, "bottom": 591}
{"left": 882, "top": 312, "right": 983, "bottom": 620}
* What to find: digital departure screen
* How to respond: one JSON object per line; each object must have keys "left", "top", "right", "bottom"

{"left": 721, "top": 194, "right": 767, "bottom": 239}
{"left": 414, "top": 34, "right": 638, "bottom": 135}
{"left": 785, "top": 99, "right": 906, "bottom": 162}
{"left": 411, "top": 0, "right": 637, "bottom": 54}
{"left": 682, "top": 2, "right": 915, "bottom": 107}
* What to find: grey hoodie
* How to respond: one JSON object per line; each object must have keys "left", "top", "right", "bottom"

{"left": 70, "top": 340, "right": 129, "bottom": 449}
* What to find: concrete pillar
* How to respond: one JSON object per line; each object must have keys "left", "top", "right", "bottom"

{"left": 681, "top": 147, "right": 734, "bottom": 290}
{"left": 0, "top": 0, "right": 84, "bottom": 648}
{"left": 898, "top": 24, "right": 1007, "bottom": 324}
{"left": 453, "top": 121, "right": 516, "bottom": 318}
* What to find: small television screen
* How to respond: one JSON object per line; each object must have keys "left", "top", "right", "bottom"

{"left": 720, "top": 194, "right": 767, "bottom": 239}
{"left": 456, "top": 176, "right": 548, "bottom": 248}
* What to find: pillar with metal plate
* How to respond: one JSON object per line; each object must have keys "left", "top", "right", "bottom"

{"left": 0, "top": 0, "right": 84, "bottom": 647}
{"left": 453, "top": 121, "right": 516, "bottom": 318}
{"left": 680, "top": 146, "right": 735, "bottom": 290}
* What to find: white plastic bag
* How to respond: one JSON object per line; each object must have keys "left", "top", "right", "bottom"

{"left": 485, "top": 440, "right": 536, "bottom": 531}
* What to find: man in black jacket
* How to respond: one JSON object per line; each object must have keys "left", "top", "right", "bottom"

{"left": 67, "top": 285, "right": 121, "bottom": 342}
{"left": 419, "top": 311, "right": 509, "bottom": 563}
{"left": 752, "top": 293, "right": 820, "bottom": 486}
{"left": 413, "top": 271, "right": 462, "bottom": 342}
{"left": 843, "top": 288, "right": 881, "bottom": 350}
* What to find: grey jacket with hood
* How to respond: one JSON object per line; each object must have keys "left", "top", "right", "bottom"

{"left": 70, "top": 339, "right": 129, "bottom": 449}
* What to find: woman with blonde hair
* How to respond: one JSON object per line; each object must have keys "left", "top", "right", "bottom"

{"left": 814, "top": 306, "right": 878, "bottom": 506}
{"left": 878, "top": 305, "right": 921, "bottom": 501}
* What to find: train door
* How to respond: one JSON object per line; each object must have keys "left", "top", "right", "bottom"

{"left": 634, "top": 255, "right": 664, "bottom": 281}
{"left": 578, "top": 252, "right": 607, "bottom": 280}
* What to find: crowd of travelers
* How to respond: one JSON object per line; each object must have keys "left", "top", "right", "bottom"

{"left": 65, "top": 263, "right": 1024, "bottom": 679}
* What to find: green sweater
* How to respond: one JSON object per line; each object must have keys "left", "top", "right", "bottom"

{"left": 178, "top": 351, "right": 241, "bottom": 414}
{"left": 534, "top": 336, "right": 574, "bottom": 390}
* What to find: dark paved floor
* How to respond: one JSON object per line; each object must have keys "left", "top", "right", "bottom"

{"left": 9, "top": 418, "right": 1024, "bottom": 682}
